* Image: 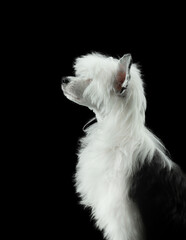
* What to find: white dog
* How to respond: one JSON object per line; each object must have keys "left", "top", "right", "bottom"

{"left": 62, "top": 53, "right": 186, "bottom": 240}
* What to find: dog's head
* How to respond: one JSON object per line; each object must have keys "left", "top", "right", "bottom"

{"left": 62, "top": 53, "right": 145, "bottom": 119}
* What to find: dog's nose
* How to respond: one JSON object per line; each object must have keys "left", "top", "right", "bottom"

{"left": 62, "top": 77, "right": 70, "bottom": 84}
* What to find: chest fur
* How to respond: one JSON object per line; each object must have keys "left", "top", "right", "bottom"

{"left": 74, "top": 129, "right": 143, "bottom": 240}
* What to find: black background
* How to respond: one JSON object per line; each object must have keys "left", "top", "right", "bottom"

{"left": 21, "top": 3, "right": 186, "bottom": 239}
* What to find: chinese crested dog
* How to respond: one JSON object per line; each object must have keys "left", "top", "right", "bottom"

{"left": 62, "top": 53, "right": 186, "bottom": 240}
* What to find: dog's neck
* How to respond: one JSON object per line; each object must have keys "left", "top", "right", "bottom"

{"left": 94, "top": 105, "right": 145, "bottom": 126}
{"left": 93, "top": 107, "right": 145, "bottom": 142}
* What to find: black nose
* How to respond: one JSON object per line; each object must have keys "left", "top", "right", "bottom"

{"left": 62, "top": 77, "right": 70, "bottom": 84}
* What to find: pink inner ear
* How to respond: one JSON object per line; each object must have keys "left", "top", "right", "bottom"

{"left": 115, "top": 71, "right": 126, "bottom": 91}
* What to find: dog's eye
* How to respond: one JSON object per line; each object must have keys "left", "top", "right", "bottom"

{"left": 87, "top": 79, "right": 92, "bottom": 83}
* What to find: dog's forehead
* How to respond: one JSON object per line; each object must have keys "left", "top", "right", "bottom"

{"left": 74, "top": 53, "right": 118, "bottom": 78}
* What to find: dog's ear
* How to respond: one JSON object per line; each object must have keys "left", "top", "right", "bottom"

{"left": 115, "top": 54, "right": 132, "bottom": 96}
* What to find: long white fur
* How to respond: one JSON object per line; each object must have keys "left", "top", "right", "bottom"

{"left": 62, "top": 53, "right": 173, "bottom": 240}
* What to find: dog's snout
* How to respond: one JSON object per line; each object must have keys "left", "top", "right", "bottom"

{"left": 62, "top": 77, "right": 70, "bottom": 84}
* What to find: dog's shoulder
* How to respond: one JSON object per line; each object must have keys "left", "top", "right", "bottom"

{"left": 129, "top": 151, "right": 186, "bottom": 240}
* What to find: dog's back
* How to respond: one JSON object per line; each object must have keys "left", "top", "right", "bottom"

{"left": 129, "top": 150, "right": 186, "bottom": 240}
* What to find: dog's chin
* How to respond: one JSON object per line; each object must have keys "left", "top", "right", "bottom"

{"left": 62, "top": 89, "right": 87, "bottom": 107}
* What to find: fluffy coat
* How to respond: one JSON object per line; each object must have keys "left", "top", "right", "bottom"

{"left": 62, "top": 53, "right": 186, "bottom": 240}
